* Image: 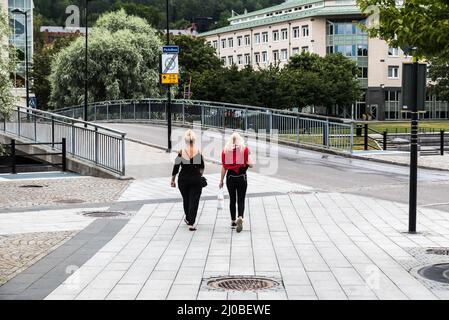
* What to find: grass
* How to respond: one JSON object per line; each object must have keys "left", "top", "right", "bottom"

{"left": 358, "top": 121, "right": 449, "bottom": 134}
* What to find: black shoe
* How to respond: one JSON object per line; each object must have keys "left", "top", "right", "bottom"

{"left": 231, "top": 222, "right": 237, "bottom": 229}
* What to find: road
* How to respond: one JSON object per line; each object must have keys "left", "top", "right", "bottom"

{"left": 105, "top": 122, "right": 449, "bottom": 213}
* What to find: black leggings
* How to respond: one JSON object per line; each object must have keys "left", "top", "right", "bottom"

{"left": 178, "top": 178, "right": 202, "bottom": 225}
{"left": 226, "top": 174, "right": 248, "bottom": 221}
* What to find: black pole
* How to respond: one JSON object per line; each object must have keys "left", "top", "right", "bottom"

{"left": 11, "top": 140, "right": 16, "bottom": 174}
{"left": 441, "top": 130, "right": 445, "bottom": 156}
{"left": 409, "top": 61, "right": 419, "bottom": 234}
{"left": 84, "top": 0, "right": 89, "bottom": 123}
{"left": 166, "top": 0, "right": 172, "bottom": 152}
{"left": 383, "top": 131, "right": 387, "bottom": 151}
{"left": 364, "top": 123, "right": 368, "bottom": 150}
{"left": 24, "top": 11, "right": 29, "bottom": 110}
{"left": 62, "top": 138, "right": 67, "bottom": 172}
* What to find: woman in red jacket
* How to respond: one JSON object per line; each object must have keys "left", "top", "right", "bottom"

{"left": 219, "top": 132, "right": 254, "bottom": 233}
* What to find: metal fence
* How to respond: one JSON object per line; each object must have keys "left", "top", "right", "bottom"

{"left": 1, "top": 106, "right": 127, "bottom": 176}
{"left": 54, "top": 99, "right": 354, "bottom": 153}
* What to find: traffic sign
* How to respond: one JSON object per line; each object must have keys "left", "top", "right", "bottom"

{"left": 163, "top": 46, "right": 179, "bottom": 54}
{"left": 29, "top": 97, "right": 37, "bottom": 109}
{"left": 162, "top": 53, "right": 179, "bottom": 74}
{"left": 161, "top": 74, "right": 179, "bottom": 85}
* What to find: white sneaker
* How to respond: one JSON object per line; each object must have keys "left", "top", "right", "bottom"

{"left": 236, "top": 217, "right": 243, "bottom": 233}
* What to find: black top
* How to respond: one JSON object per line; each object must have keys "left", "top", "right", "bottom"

{"left": 172, "top": 151, "right": 205, "bottom": 178}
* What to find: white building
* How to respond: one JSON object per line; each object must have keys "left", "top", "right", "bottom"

{"left": 200, "top": 0, "right": 448, "bottom": 120}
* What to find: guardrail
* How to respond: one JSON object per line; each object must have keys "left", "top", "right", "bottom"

{"left": 54, "top": 99, "right": 354, "bottom": 153}
{"left": 1, "top": 106, "right": 126, "bottom": 176}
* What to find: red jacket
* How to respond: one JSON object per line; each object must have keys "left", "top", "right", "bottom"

{"left": 222, "top": 146, "right": 249, "bottom": 174}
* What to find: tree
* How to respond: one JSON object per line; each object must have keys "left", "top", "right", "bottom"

{"left": 357, "top": 0, "right": 449, "bottom": 59}
{"left": 32, "top": 36, "right": 77, "bottom": 110}
{"left": 49, "top": 10, "right": 162, "bottom": 109}
{"left": 428, "top": 57, "right": 449, "bottom": 103}
{"left": 170, "top": 34, "right": 222, "bottom": 97}
{"left": 0, "top": 10, "right": 16, "bottom": 117}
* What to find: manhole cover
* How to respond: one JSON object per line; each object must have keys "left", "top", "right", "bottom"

{"left": 20, "top": 185, "right": 45, "bottom": 188}
{"left": 426, "top": 248, "right": 449, "bottom": 256}
{"left": 417, "top": 263, "right": 449, "bottom": 284}
{"left": 83, "top": 211, "right": 126, "bottom": 218}
{"left": 54, "top": 199, "right": 85, "bottom": 204}
{"left": 207, "top": 277, "right": 280, "bottom": 292}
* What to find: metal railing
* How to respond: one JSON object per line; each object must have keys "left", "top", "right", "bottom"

{"left": 55, "top": 99, "right": 355, "bottom": 153}
{"left": 1, "top": 106, "right": 127, "bottom": 176}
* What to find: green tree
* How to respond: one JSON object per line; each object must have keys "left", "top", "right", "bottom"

{"left": 0, "top": 10, "right": 16, "bottom": 117}
{"left": 428, "top": 57, "right": 449, "bottom": 103}
{"left": 32, "top": 36, "right": 77, "bottom": 110}
{"left": 49, "top": 10, "right": 162, "bottom": 108}
{"left": 357, "top": 0, "right": 449, "bottom": 59}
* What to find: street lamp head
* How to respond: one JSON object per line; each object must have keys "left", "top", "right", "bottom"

{"left": 11, "top": 9, "right": 26, "bottom": 15}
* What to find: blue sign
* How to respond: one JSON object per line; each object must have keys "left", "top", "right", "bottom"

{"left": 163, "top": 46, "right": 179, "bottom": 54}
{"left": 29, "top": 97, "right": 37, "bottom": 109}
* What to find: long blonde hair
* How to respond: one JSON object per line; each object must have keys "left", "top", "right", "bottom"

{"left": 225, "top": 132, "right": 245, "bottom": 152}
{"left": 184, "top": 129, "right": 196, "bottom": 146}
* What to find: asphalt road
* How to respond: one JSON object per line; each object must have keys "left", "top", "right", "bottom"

{"left": 105, "top": 122, "right": 449, "bottom": 213}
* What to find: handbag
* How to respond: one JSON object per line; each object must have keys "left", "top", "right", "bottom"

{"left": 200, "top": 176, "right": 208, "bottom": 188}
{"left": 217, "top": 188, "right": 225, "bottom": 210}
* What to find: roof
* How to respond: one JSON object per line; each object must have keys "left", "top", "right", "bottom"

{"left": 228, "top": 0, "right": 318, "bottom": 22}
{"left": 200, "top": 3, "right": 362, "bottom": 37}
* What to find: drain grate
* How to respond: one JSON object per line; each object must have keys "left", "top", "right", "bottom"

{"left": 54, "top": 199, "right": 85, "bottom": 204}
{"left": 83, "top": 211, "right": 126, "bottom": 218}
{"left": 417, "top": 263, "right": 449, "bottom": 284}
{"left": 207, "top": 276, "right": 280, "bottom": 292}
{"left": 426, "top": 248, "right": 449, "bottom": 256}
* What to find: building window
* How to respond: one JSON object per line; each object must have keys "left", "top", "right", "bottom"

{"left": 302, "top": 46, "right": 309, "bottom": 53}
{"left": 221, "top": 57, "right": 227, "bottom": 65}
{"left": 262, "top": 51, "right": 268, "bottom": 63}
{"left": 281, "top": 49, "right": 288, "bottom": 61}
{"left": 221, "top": 39, "right": 226, "bottom": 49}
{"left": 273, "top": 30, "right": 279, "bottom": 42}
{"left": 336, "top": 45, "right": 356, "bottom": 57}
{"left": 262, "top": 32, "right": 269, "bottom": 43}
{"left": 254, "top": 52, "right": 260, "bottom": 64}
{"left": 254, "top": 33, "right": 260, "bottom": 45}
{"left": 388, "top": 66, "right": 399, "bottom": 78}
{"left": 228, "top": 56, "right": 234, "bottom": 66}
{"left": 244, "top": 35, "right": 250, "bottom": 46}
{"left": 244, "top": 53, "right": 251, "bottom": 65}
{"left": 358, "top": 67, "right": 368, "bottom": 78}
{"left": 326, "top": 46, "right": 334, "bottom": 54}
{"left": 213, "top": 40, "right": 218, "bottom": 49}
{"left": 207, "top": 41, "right": 211, "bottom": 46}
{"left": 293, "top": 27, "right": 300, "bottom": 39}
{"left": 388, "top": 47, "right": 399, "bottom": 56}
{"left": 237, "top": 36, "right": 243, "bottom": 47}
{"left": 302, "top": 25, "right": 309, "bottom": 37}
{"left": 281, "top": 28, "right": 288, "bottom": 40}
{"left": 228, "top": 38, "right": 233, "bottom": 48}
{"left": 237, "top": 55, "right": 243, "bottom": 65}
{"left": 357, "top": 45, "right": 368, "bottom": 57}
{"left": 273, "top": 50, "right": 279, "bottom": 62}
{"left": 292, "top": 47, "right": 300, "bottom": 55}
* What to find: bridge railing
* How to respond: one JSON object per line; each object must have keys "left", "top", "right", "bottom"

{"left": 1, "top": 106, "right": 127, "bottom": 176}
{"left": 54, "top": 99, "right": 354, "bottom": 153}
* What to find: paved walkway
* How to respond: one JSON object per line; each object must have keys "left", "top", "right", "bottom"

{"left": 2, "top": 141, "right": 449, "bottom": 300}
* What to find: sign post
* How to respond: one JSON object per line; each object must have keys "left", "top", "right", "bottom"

{"left": 161, "top": 45, "right": 179, "bottom": 152}
{"left": 402, "top": 60, "right": 427, "bottom": 233}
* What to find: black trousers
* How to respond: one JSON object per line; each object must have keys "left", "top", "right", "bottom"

{"left": 178, "top": 177, "right": 202, "bottom": 225}
{"left": 226, "top": 174, "right": 248, "bottom": 221}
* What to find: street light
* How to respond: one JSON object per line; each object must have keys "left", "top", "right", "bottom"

{"left": 166, "top": 0, "right": 172, "bottom": 152}
{"left": 84, "top": 0, "right": 89, "bottom": 123}
{"left": 11, "top": 9, "right": 29, "bottom": 110}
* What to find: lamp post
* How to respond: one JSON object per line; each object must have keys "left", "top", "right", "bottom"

{"left": 166, "top": 0, "right": 172, "bottom": 152}
{"left": 11, "top": 9, "right": 29, "bottom": 110}
{"left": 84, "top": 0, "right": 89, "bottom": 123}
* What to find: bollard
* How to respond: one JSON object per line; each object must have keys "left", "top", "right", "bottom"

{"left": 383, "top": 131, "right": 388, "bottom": 151}
{"left": 441, "top": 130, "right": 445, "bottom": 156}
{"left": 62, "top": 138, "right": 67, "bottom": 172}
{"left": 11, "top": 139, "right": 16, "bottom": 174}
{"left": 364, "top": 123, "right": 368, "bottom": 150}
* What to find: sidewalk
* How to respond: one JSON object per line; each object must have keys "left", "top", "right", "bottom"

{"left": 1, "top": 142, "right": 449, "bottom": 300}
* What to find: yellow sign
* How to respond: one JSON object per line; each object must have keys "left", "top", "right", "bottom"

{"left": 161, "top": 73, "right": 179, "bottom": 85}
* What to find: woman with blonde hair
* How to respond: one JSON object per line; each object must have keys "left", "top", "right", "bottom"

{"left": 171, "top": 129, "right": 205, "bottom": 231}
{"left": 219, "top": 132, "right": 253, "bottom": 233}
